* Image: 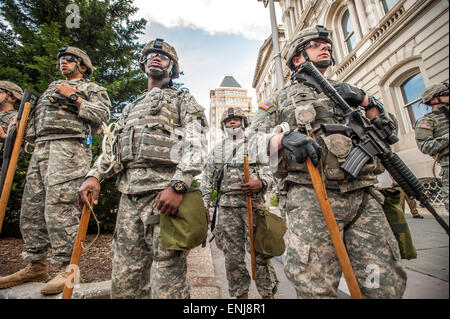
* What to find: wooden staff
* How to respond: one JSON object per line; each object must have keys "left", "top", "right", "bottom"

{"left": 0, "top": 100, "right": 32, "bottom": 233}
{"left": 305, "top": 157, "right": 362, "bottom": 299}
{"left": 62, "top": 193, "right": 93, "bottom": 299}
{"left": 243, "top": 155, "right": 257, "bottom": 280}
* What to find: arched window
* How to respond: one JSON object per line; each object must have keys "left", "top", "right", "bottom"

{"left": 341, "top": 9, "right": 356, "bottom": 52}
{"left": 400, "top": 73, "right": 429, "bottom": 126}
{"left": 381, "top": 0, "right": 399, "bottom": 13}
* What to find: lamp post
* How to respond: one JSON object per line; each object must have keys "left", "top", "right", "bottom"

{"left": 259, "top": 0, "right": 284, "bottom": 91}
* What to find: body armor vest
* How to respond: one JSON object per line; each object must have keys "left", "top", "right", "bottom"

{"left": 279, "top": 78, "right": 378, "bottom": 184}
{"left": 118, "top": 87, "right": 183, "bottom": 167}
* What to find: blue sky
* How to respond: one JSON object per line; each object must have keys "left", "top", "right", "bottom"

{"left": 132, "top": 0, "right": 282, "bottom": 120}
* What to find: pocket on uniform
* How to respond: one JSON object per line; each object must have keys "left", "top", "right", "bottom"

{"left": 319, "top": 134, "right": 353, "bottom": 181}
{"left": 119, "top": 127, "right": 134, "bottom": 162}
{"left": 136, "top": 125, "right": 179, "bottom": 164}
{"left": 285, "top": 233, "right": 310, "bottom": 265}
{"left": 47, "top": 178, "right": 81, "bottom": 205}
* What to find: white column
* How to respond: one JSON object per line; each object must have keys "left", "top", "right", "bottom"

{"left": 346, "top": 0, "right": 363, "bottom": 41}
{"left": 354, "top": 0, "right": 369, "bottom": 35}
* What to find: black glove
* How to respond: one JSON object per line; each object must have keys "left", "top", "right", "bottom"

{"left": 281, "top": 131, "right": 321, "bottom": 166}
{"left": 334, "top": 82, "right": 366, "bottom": 106}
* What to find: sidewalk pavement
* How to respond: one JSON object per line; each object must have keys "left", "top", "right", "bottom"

{"left": 0, "top": 204, "right": 447, "bottom": 299}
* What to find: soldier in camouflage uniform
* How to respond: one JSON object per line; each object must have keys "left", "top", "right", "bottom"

{"left": 250, "top": 25, "right": 407, "bottom": 298}
{"left": 415, "top": 83, "right": 449, "bottom": 212}
{"left": 201, "top": 108, "right": 278, "bottom": 299}
{"left": 0, "top": 47, "right": 111, "bottom": 295}
{"left": 78, "top": 38, "right": 208, "bottom": 299}
{"left": 0, "top": 81, "right": 22, "bottom": 167}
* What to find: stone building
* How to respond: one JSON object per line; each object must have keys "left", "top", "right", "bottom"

{"left": 253, "top": 0, "right": 449, "bottom": 202}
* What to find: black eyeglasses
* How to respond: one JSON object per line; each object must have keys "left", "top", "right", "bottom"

{"left": 59, "top": 55, "right": 79, "bottom": 64}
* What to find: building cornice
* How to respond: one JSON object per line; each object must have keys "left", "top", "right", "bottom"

{"left": 330, "top": 0, "right": 431, "bottom": 80}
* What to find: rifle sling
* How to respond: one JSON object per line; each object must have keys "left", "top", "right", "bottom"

{"left": 209, "top": 139, "right": 246, "bottom": 240}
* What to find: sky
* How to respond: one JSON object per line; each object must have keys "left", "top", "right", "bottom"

{"left": 131, "top": 0, "right": 282, "bottom": 120}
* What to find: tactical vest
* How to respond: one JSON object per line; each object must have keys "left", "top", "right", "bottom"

{"left": 118, "top": 87, "right": 183, "bottom": 167}
{"left": 35, "top": 80, "right": 88, "bottom": 139}
{"left": 279, "top": 79, "right": 378, "bottom": 183}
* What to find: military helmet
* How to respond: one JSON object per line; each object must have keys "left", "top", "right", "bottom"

{"left": 421, "top": 83, "right": 449, "bottom": 104}
{"left": 286, "top": 25, "right": 334, "bottom": 70}
{"left": 220, "top": 107, "right": 249, "bottom": 130}
{"left": 0, "top": 80, "right": 23, "bottom": 101}
{"left": 139, "top": 38, "right": 180, "bottom": 79}
{"left": 57, "top": 46, "right": 95, "bottom": 78}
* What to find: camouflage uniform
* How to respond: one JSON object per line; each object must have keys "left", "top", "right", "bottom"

{"left": 415, "top": 84, "right": 449, "bottom": 212}
{"left": 201, "top": 116, "right": 278, "bottom": 298}
{"left": 251, "top": 26, "right": 406, "bottom": 299}
{"left": 20, "top": 77, "right": 110, "bottom": 264}
{"left": 87, "top": 84, "right": 208, "bottom": 298}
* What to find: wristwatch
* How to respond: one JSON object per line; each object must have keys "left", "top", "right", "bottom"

{"left": 68, "top": 93, "right": 78, "bottom": 104}
{"left": 170, "top": 180, "right": 188, "bottom": 194}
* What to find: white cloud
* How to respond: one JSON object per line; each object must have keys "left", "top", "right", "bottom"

{"left": 133, "top": 0, "right": 280, "bottom": 41}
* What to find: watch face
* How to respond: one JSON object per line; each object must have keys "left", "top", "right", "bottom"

{"left": 174, "top": 183, "right": 184, "bottom": 191}
{"left": 69, "top": 94, "right": 78, "bottom": 103}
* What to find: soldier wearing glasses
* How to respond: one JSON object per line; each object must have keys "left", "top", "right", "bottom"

{"left": 0, "top": 46, "right": 110, "bottom": 295}
{"left": 78, "top": 39, "right": 208, "bottom": 299}
{"left": 250, "top": 25, "right": 406, "bottom": 299}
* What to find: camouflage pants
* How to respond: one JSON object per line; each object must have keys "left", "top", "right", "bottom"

{"left": 441, "top": 166, "right": 449, "bottom": 213}
{"left": 214, "top": 206, "right": 279, "bottom": 297}
{"left": 284, "top": 184, "right": 407, "bottom": 299}
{"left": 20, "top": 139, "right": 90, "bottom": 264}
{"left": 111, "top": 192, "right": 190, "bottom": 299}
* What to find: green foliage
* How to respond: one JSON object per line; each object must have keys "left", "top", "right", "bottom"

{"left": 0, "top": 0, "right": 148, "bottom": 236}
{"left": 270, "top": 196, "right": 278, "bottom": 207}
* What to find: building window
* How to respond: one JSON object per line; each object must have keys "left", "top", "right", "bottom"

{"left": 381, "top": 0, "right": 399, "bottom": 13}
{"left": 341, "top": 9, "right": 356, "bottom": 52}
{"left": 400, "top": 73, "right": 428, "bottom": 126}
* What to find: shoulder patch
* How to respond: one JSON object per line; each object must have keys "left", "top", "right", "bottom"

{"left": 259, "top": 101, "right": 273, "bottom": 111}
{"left": 418, "top": 123, "right": 433, "bottom": 130}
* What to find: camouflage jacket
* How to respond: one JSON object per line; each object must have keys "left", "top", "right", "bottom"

{"left": 251, "top": 76, "right": 389, "bottom": 193}
{"left": 87, "top": 86, "right": 208, "bottom": 194}
{"left": 25, "top": 78, "right": 111, "bottom": 143}
{"left": 414, "top": 106, "right": 449, "bottom": 167}
{"left": 201, "top": 132, "right": 273, "bottom": 208}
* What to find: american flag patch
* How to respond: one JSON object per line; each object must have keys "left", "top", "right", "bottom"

{"left": 419, "top": 123, "right": 432, "bottom": 130}
{"left": 259, "top": 101, "right": 273, "bottom": 110}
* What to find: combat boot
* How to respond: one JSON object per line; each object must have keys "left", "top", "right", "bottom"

{"left": 41, "top": 262, "right": 75, "bottom": 295}
{"left": 0, "top": 259, "right": 48, "bottom": 289}
{"left": 236, "top": 292, "right": 248, "bottom": 299}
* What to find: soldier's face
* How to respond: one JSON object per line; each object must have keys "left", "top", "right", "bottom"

{"left": 0, "top": 89, "right": 14, "bottom": 104}
{"left": 293, "top": 39, "right": 331, "bottom": 67}
{"left": 225, "top": 117, "right": 242, "bottom": 129}
{"left": 59, "top": 55, "right": 78, "bottom": 75}
{"left": 145, "top": 53, "right": 170, "bottom": 70}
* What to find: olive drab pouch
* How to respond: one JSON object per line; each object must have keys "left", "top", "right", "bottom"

{"left": 119, "top": 126, "right": 134, "bottom": 163}
{"left": 318, "top": 133, "right": 353, "bottom": 181}
{"left": 380, "top": 188, "right": 417, "bottom": 260}
{"left": 160, "top": 188, "right": 209, "bottom": 250}
{"left": 254, "top": 208, "right": 287, "bottom": 258}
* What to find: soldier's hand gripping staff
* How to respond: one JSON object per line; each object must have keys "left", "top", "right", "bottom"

{"left": 78, "top": 38, "right": 209, "bottom": 299}
{"left": 0, "top": 46, "right": 111, "bottom": 295}
{"left": 255, "top": 25, "right": 407, "bottom": 299}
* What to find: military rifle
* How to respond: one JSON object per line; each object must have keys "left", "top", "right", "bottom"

{"left": 300, "top": 61, "right": 449, "bottom": 235}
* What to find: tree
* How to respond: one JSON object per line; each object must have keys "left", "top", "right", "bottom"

{"left": 0, "top": 0, "right": 148, "bottom": 236}
{"left": 0, "top": 0, "right": 148, "bottom": 108}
